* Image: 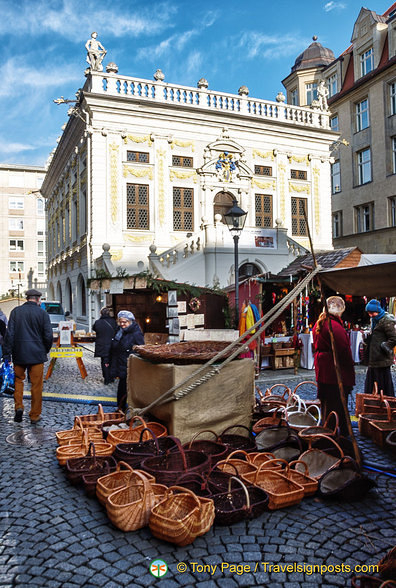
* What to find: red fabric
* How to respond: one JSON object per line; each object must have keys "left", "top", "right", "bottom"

{"left": 312, "top": 315, "right": 355, "bottom": 387}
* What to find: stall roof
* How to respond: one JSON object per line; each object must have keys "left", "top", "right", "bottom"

{"left": 277, "top": 247, "right": 361, "bottom": 277}
{"left": 319, "top": 261, "right": 396, "bottom": 297}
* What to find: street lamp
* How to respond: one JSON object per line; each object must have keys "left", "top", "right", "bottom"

{"left": 224, "top": 199, "right": 247, "bottom": 329}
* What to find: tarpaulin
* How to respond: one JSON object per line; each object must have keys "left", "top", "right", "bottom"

{"left": 319, "top": 262, "right": 396, "bottom": 297}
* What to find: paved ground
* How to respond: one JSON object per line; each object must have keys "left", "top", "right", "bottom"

{"left": 1, "top": 352, "right": 395, "bottom": 588}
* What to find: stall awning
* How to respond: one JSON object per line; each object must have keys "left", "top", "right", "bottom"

{"left": 319, "top": 262, "right": 396, "bottom": 297}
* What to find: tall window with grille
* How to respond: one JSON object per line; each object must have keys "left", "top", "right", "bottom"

{"left": 332, "top": 211, "right": 343, "bottom": 238}
{"left": 173, "top": 187, "right": 194, "bottom": 231}
{"left": 290, "top": 169, "right": 307, "bottom": 180}
{"left": 356, "top": 99, "right": 369, "bottom": 131}
{"left": 126, "top": 183, "right": 149, "bottom": 229}
{"left": 355, "top": 202, "right": 374, "bottom": 232}
{"left": 357, "top": 148, "right": 371, "bottom": 185}
{"left": 291, "top": 198, "right": 307, "bottom": 236}
{"left": 390, "top": 82, "right": 396, "bottom": 115}
{"left": 360, "top": 48, "right": 374, "bottom": 76}
{"left": 255, "top": 194, "right": 272, "bottom": 227}
{"left": 331, "top": 161, "right": 341, "bottom": 194}
{"left": 127, "top": 151, "right": 149, "bottom": 163}
{"left": 389, "top": 196, "right": 396, "bottom": 227}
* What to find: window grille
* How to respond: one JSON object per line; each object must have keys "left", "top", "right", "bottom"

{"left": 127, "top": 184, "right": 149, "bottom": 229}
{"left": 173, "top": 187, "right": 194, "bottom": 230}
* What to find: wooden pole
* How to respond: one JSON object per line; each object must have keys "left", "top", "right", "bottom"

{"left": 302, "top": 204, "right": 361, "bottom": 466}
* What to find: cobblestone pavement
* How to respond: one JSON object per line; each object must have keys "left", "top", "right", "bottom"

{"left": 1, "top": 354, "right": 395, "bottom": 588}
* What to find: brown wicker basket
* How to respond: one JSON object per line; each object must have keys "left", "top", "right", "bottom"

{"left": 287, "top": 460, "right": 318, "bottom": 496}
{"left": 247, "top": 452, "right": 284, "bottom": 469}
{"left": 149, "top": 486, "right": 215, "bottom": 546}
{"left": 215, "top": 450, "right": 258, "bottom": 477}
{"left": 368, "top": 413, "right": 396, "bottom": 448}
{"left": 378, "top": 545, "right": 396, "bottom": 581}
{"left": 96, "top": 462, "right": 155, "bottom": 505}
{"left": 75, "top": 404, "right": 124, "bottom": 428}
{"left": 298, "top": 411, "right": 339, "bottom": 440}
{"left": 56, "top": 430, "right": 90, "bottom": 467}
{"left": 107, "top": 416, "right": 167, "bottom": 447}
{"left": 296, "top": 434, "right": 344, "bottom": 480}
{"left": 183, "top": 430, "right": 228, "bottom": 468}
{"left": 241, "top": 462, "right": 305, "bottom": 510}
{"left": 132, "top": 341, "right": 240, "bottom": 364}
{"left": 66, "top": 443, "right": 117, "bottom": 485}
{"left": 56, "top": 417, "right": 103, "bottom": 446}
{"left": 358, "top": 399, "right": 394, "bottom": 437}
{"left": 106, "top": 470, "right": 167, "bottom": 531}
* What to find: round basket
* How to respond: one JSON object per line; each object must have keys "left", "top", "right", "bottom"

{"left": 183, "top": 430, "right": 228, "bottom": 467}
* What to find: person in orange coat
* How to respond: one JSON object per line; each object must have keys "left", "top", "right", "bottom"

{"left": 312, "top": 296, "right": 355, "bottom": 437}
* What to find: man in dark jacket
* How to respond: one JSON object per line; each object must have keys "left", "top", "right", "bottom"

{"left": 110, "top": 310, "right": 144, "bottom": 411}
{"left": 3, "top": 289, "right": 53, "bottom": 423}
{"left": 92, "top": 307, "right": 117, "bottom": 384}
{"left": 364, "top": 299, "right": 396, "bottom": 397}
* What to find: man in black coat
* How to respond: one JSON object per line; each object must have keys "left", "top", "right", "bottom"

{"left": 3, "top": 289, "right": 53, "bottom": 424}
{"left": 92, "top": 307, "right": 117, "bottom": 384}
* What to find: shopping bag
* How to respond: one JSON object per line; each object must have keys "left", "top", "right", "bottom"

{"left": 0, "top": 360, "right": 15, "bottom": 396}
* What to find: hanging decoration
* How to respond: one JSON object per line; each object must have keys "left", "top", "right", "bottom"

{"left": 188, "top": 297, "right": 201, "bottom": 312}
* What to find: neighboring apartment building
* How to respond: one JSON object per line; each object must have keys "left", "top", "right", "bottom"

{"left": 283, "top": 3, "right": 396, "bottom": 254}
{"left": 41, "top": 54, "right": 336, "bottom": 330}
{"left": 0, "top": 164, "right": 47, "bottom": 298}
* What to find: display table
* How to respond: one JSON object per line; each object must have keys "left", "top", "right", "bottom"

{"left": 299, "top": 332, "right": 314, "bottom": 370}
{"left": 128, "top": 355, "right": 255, "bottom": 443}
{"left": 349, "top": 330, "right": 363, "bottom": 363}
{"left": 260, "top": 336, "right": 292, "bottom": 370}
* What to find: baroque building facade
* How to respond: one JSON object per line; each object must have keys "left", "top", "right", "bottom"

{"left": 41, "top": 59, "right": 336, "bottom": 329}
{"left": 283, "top": 3, "right": 396, "bottom": 254}
{"left": 0, "top": 164, "right": 47, "bottom": 298}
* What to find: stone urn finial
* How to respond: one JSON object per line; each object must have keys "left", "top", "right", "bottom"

{"left": 276, "top": 91, "right": 286, "bottom": 103}
{"left": 197, "top": 77, "right": 209, "bottom": 89}
{"left": 106, "top": 62, "right": 119, "bottom": 74}
{"left": 154, "top": 69, "right": 165, "bottom": 81}
{"left": 238, "top": 85, "right": 249, "bottom": 96}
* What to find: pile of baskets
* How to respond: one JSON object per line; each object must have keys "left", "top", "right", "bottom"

{"left": 356, "top": 387, "right": 396, "bottom": 451}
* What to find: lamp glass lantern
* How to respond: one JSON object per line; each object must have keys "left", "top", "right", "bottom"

{"left": 224, "top": 199, "right": 247, "bottom": 328}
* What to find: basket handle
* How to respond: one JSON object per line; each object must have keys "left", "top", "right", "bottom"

{"left": 87, "top": 441, "right": 97, "bottom": 462}
{"left": 211, "top": 460, "right": 240, "bottom": 477}
{"left": 255, "top": 386, "right": 265, "bottom": 402}
{"left": 308, "top": 433, "right": 344, "bottom": 458}
{"left": 372, "top": 381, "right": 378, "bottom": 396}
{"left": 254, "top": 460, "right": 283, "bottom": 483}
{"left": 129, "top": 469, "right": 152, "bottom": 494}
{"left": 138, "top": 427, "right": 160, "bottom": 451}
{"left": 249, "top": 452, "right": 277, "bottom": 465}
{"left": 292, "top": 381, "right": 318, "bottom": 396}
{"left": 128, "top": 415, "right": 147, "bottom": 431}
{"left": 175, "top": 472, "right": 209, "bottom": 490}
{"left": 322, "top": 411, "right": 339, "bottom": 434}
{"left": 97, "top": 404, "right": 104, "bottom": 420}
{"left": 268, "top": 384, "right": 291, "bottom": 400}
{"left": 82, "top": 429, "right": 89, "bottom": 452}
{"left": 168, "top": 436, "right": 188, "bottom": 471}
{"left": 382, "top": 399, "right": 392, "bottom": 422}
{"left": 220, "top": 424, "right": 253, "bottom": 438}
{"left": 74, "top": 416, "right": 83, "bottom": 430}
{"left": 227, "top": 476, "right": 251, "bottom": 510}
{"left": 260, "top": 457, "right": 289, "bottom": 474}
{"left": 225, "top": 449, "right": 249, "bottom": 462}
{"left": 189, "top": 430, "right": 219, "bottom": 447}
{"left": 116, "top": 461, "right": 134, "bottom": 473}
{"left": 289, "top": 459, "right": 309, "bottom": 476}
{"left": 166, "top": 486, "right": 201, "bottom": 508}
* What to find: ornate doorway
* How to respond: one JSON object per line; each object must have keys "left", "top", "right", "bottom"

{"left": 213, "top": 191, "right": 234, "bottom": 223}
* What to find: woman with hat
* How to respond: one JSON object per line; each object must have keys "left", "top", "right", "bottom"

{"left": 312, "top": 296, "right": 355, "bottom": 437}
{"left": 364, "top": 299, "right": 396, "bottom": 397}
{"left": 110, "top": 310, "right": 144, "bottom": 411}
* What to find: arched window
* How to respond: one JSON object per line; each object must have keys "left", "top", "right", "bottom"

{"left": 48, "top": 283, "right": 55, "bottom": 300}
{"left": 213, "top": 191, "right": 234, "bottom": 223}
{"left": 65, "top": 278, "right": 73, "bottom": 314}
{"left": 77, "top": 274, "right": 86, "bottom": 316}
{"left": 239, "top": 263, "right": 261, "bottom": 280}
{"left": 56, "top": 281, "right": 62, "bottom": 303}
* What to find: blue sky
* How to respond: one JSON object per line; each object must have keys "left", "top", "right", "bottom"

{"left": 0, "top": 0, "right": 393, "bottom": 167}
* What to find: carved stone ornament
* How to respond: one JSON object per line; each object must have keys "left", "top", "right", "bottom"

{"left": 154, "top": 69, "right": 165, "bottom": 81}
{"left": 197, "top": 78, "right": 209, "bottom": 89}
{"left": 106, "top": 62, "right": 119, "bottom": 74}
{"left": 276, "top": 91, "right": 286, "bottom": 103}
{"left": 85, "top": 32, "right": 107, "bottom": 72}
{"left": 238, "top": 85, "right": 249, "bottom": 96}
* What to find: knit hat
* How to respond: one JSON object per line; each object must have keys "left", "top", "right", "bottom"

{"left": 326, "top": 296, "right": 345, "bottom": 317}
{"left": 365, "top": 299, "right": 382, "bottom": 313}
{"left": 117, "top": 310, "right": 135, "bottom": 321}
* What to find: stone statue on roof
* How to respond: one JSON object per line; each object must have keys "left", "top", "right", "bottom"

{"left": 85, "top": 32, "right": 107, "bottom": 72}
{"left": 317, "top": 80, "right": 329, "bottom": 111}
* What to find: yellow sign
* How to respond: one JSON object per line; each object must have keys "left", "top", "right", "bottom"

{"left": 50, "top": 347, "right": 83, "bottom": 358}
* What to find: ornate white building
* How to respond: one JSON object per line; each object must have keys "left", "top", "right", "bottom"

{"left": 41, "top": 53, "right": 336, "bottom": 329}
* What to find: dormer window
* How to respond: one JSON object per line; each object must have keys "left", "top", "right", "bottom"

{"left": 360, "top": 48, "right": 374, "bottom": 77}
{"left": 327, "top": 74, "right": 338, "bottom": 97}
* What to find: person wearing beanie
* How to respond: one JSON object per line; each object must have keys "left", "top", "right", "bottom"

{"left": 92, "top": 307, "right": 117, "bottom": 385}
{"left": 110, "top": 310, "right": 144, "bottom": 411}
{"left": 312, "top": 296, "right": 355, "bottom": 436}
{"left": 364, "top": 299, "right": 396, "bottom": 397}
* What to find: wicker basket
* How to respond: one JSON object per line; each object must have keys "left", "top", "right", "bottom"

{"left": 296, "top": 434, "right": 344, "bottom": 480}
{"left": 215, "top": 450, "right": 258, "bottom": 477}
{"left": 212, "top": 476, "right": 269, "bottom": 525}
{"left": 287, "top": 460, "right": 318, "bottom": 496}
{"left": 56, "top": 417, "right": 103, "bottom": 446}
{"left": 252, "top": 409, "right": 287, "bottom": 435}
{"left": 247, "top": 452, "right": 283, "bottom": 469}
{"left": 358, "top": 400, "right": 394, "bottom": 437}
{"left": 378, "top": 545, "right": 396, "bottom": 581}
{"left": 56, "top": 430, "right": 90, "bottom": 467}
{"left": 96, "top": 462, "right": 155, "bottom": 505}
{"left": 65, "top": 442, "right": 117, "bottom": 485}
{"left": 113, "top": 432, "right": 179, "bottom": 469}
{"left": 149, "top": 486, "right": 215, "bottom": 546}
{"left": 241, "top": 462, "right": 305, "bottom": 510}
{"left": 75, "top": 404, "right": 124, "bottom": 428}
{"left": 107, "top": 416, "right": 167, "bottom": 447}
{"left": 351, "top": 575, "right": 396, "bottom": 587}
{"left": 368, "top": 413, "right": 396, "bottom": 448}
{"left": 298, "top": 411, "right": 339, "bottom": 440}
{"left": 132, "top": 341, "right": 239, "bottom": 364}
{"left": 141, "top": 437, "right": 210, "bottom": 486}
{"left": 175, "top": 473, "right": 213, "bottom": 498}
{"left": 218, "top": 425, "right": 257, "bottom": 454}
{"left": 183, "top": 430, "right": 228, "bottom": 468}
{"left": 106, "top": 470, "right": 167, "bottom": 531}
{"left": 385, "top": 430, "right": 396, "bottom": 454}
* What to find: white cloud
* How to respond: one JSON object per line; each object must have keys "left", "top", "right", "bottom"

{"left": 0, "top": 140, "right": 36, "bottom": 154}
{"left": 238, "top": 32, "right": 309, "bottom": 60}
{"left": 0, "top": 0, "right": 176, "bottom": 41}
{"left": 323, "top": 2, "right": 346, "bottom": 12}
{"left": 0, "top": 58, "right": 80, "bottom": 98}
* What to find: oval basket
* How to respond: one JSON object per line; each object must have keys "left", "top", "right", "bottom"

{"left": 132, "top": 341, "right": 240, "bottom": 364}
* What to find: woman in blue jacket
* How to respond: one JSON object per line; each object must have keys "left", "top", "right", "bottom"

{"left": 111, "top": 310, "right": 144, "bottom": 411}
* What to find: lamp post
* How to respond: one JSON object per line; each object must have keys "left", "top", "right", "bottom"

{"left": 224, "top": 199, "right": 247, "bottom": 329}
